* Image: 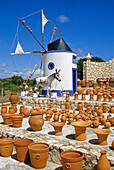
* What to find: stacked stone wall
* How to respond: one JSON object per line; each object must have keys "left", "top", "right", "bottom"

{"left": 83, "top": 58, "right": 114, "bottom": 81}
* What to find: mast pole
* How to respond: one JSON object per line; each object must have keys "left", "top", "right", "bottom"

{"left": 40, "top": 9, "right": 44, "bottom": 77}
{"left": 18, "top": 18, "right": 46, "bottom": 52}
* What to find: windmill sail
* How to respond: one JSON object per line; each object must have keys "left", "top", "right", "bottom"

{"left": 15, "top": 42, "right": 24, "bottom": 54}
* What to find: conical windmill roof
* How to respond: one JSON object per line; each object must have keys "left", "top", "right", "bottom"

{"left": 48, "top": 38, "right": 72, "bottom": 52}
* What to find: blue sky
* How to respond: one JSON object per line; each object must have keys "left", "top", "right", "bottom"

{"left": 0, "top": 0, "right": 114, "bottom": 79}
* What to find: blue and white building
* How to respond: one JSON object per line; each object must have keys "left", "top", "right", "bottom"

{"left": 42, "top": 38, "right": 77, "bottom": 96}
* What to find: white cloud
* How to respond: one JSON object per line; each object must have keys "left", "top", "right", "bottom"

{"left": 0, "top": 62, "right": 7, "bottom": 68}
{"left": 56, "top": 15, "right": 69, "bottom": 23}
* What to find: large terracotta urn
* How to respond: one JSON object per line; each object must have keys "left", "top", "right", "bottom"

{"left": 29, "top": 108, "right": 44, "bottom": 131}
{"left": 9, "top": 92, "right": 18, "bottom": 104}
{"left": 51, "top": 122, "right": 65, "bottom": 136}
{"left": 11, "top": 114, "right": 24, "bottom": 128}
{"left": 2, "top": 113, "right": 13, "bottom": 125}
{"left": 97, "top": 150, "right": 110, "bottom": 170}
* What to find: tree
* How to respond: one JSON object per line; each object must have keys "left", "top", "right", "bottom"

{"left": 11, "top": 76, "right": 23, "bottom": 86}
{"left": 77, "top": 56, "right": 105, "bottom": 80}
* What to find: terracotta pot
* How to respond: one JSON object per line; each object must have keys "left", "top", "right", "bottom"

{"left": 81, "top": 91, "right": 86, "bottom": 100}
{"left": 2, "top": 113, "right": 13, "bottom": 125}
{"left": 97, "top": 107, "right": 103, "bottom": 116}
{"left": 102, "top": 103, "right": 108, "bottom": 113}
{"left": 9, "top": 106, "right": 15, "bottom": 114}
{"left": 93, "top": 88, "right": 96, "bottom": 95}
{"left": 93, "top": 120, "right": 99, "bottom": 128}
{"left": 85, "top": 80, "right": 89, "bottom": 88}
{"left": 46, "top": 113, "right": 51, "bottom": 121}
{"left": 112, "top": 140, "right": 114, "bottom": 149}
{"left": 1, "top": 106, "right": 7, "bottom": 114}
{"left": 20, "top": 106, "right": 25, "bottom": 114}
{"left": 29, "top": 111, "right": 44, "bottom": 131}
{"left": 93, "top": 82, "right": 97, "bottom": 88}
{"left": 14, "top": 139, "right": 34, "bottom": 162}
{"left": 89, "top": 92, "right": 94, "bottom": 101}
{"left": 65, "top": 101, "right": 70, "bottom": 111}
{"left": 104, "top": 122, "right": 111, "bottom": 129}
{"left": 61, "top": 114, "right": 67, "bottom": 123}
{"left": 101, "top": 117, "right": 106, "bottom": 125}
{"left": 53, "top": 113, "right": 59, "bottom": 122}
{"left": 0, "top": 138, "right": 14, "bottom": 157}
{"left": 94, "top": 129, "right": 111, "bottom": 145}
{"left": 11, "top": 114, "right": 24, "bottom": 128}
{"left": 51, "top": 122, "right": 65, "bottom": 136}
{"left": 9, "top": 92, "right": 18, "bottom": 104}
{"left": 28, "top": 142, "right": 49, "bottom": 169}
{"left": 77, "top": 85, "right": 83, "bottom": 94}
{"left": 60, "top": 150, "right": 84, "bottom": 170}
{"left": 71, "top": 121, "right": 91, "bottom": 141}
{"left": 110, "top": 105, "right": 114, "bottom": 113}
{"left": 78, "top": 102, "right": 83, "bottom": 112}
{"left": 12, "top": 104, "right": 17, "bottom": 113}
{"left": 97, "top": 150, "right": 110, "bottom": 170}
{"left": 23, "top": 107, "right": 30, "bottom": 118}
{"left": 74, "top": 92, "right": 78, "bottom": 100}
{"left": 87, "top": 89, "right": 91, "bottom": 95}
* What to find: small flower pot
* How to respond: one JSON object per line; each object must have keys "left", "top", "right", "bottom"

{"left": 51, "top": 122, "right": 65, "bottom": 136}
{"left": 2, "top": 113, "right": 13, "bottom": 125}
{"left": 94, "top": 129, "right": 112, "bottom": 145}
{"left": 14, "top": 138, "right": 34, "bottom": 162}
{"left": 28, "top": 142, "right": 50, "bottom": 169}
{"left": 0, "top": 138, "right": 15, "bottom": 157}
{"left": 60, "top": 150, "right": 84, "bottom": 170}
{"left": 11, "top": 114, "right": 24, "bottom": 128}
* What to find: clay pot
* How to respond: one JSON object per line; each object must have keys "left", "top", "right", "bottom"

{"left": 97, "top": 107, "right": 103, "bottom": 116}
{"left": 100, "top": 82, "right": 104, "bottom": 88}
{"left": 93, "top": 82, "right": 97, "bottom": 88}
{"left": 51, "top": 122, "right": 65, "bottom": 136}
{"left": 11, "top": 114, "right": 24, "bottom": 128}
{"left": 14, "top": 139, "right": 34, "bottom": 162}
{"left": 23, "top": 108, "right": 30, "bottom": 118}
{"left": 0, "top": 138, "right": 14, "bottom": 157}
{"left": 97, "top": 92, "right": 102, "bottom": 101}
{"left": 104, "top": 122, "right": 111, "bottom": 129}
{"left": 81, "top": 91, "right": 86, "bottom": 100}
{"left": 9, "top": 92, "right": 18, "bottom": 104}
{"left": 71, "top": 121, "right": 91, "bottom": 141}
{"left": 87, "top": 89, "right": 91, "bottom": 95}
{"left": 49, "top": 102, "right": 53, "bottom": 109}
{"left": 94, "top": 129, "right": 111, "bottom": 145}
{"left": 28, "top": 142, "right": 50, "bottom": 169}
{"left": 20, "top": 106, "right": 25, "bottom": 115}
{"left": 60, "top": 150, "right": 84, "bottom": 170}
{"left": 102, "top": 103, "right": 108, "bottom": 113}
{"left": 61, "top": 114, "right": 67, "bottom": 123}
{"left": 2, "top": 113, "right": 13, "bottom": 125}
{"left": 53, "top": 113, "right": 59, "bottom": 122}
{"left": 65, "top": 101, "right": 70, "bottom": 111}
{"left": 9, "top": 106, "right": 15, "bottom": 114}
{"left": 46, "top": 113, "right": 51, "bottom": 121}
{"left": 107, "top": 113, "right": 112, "bottom": 121}
{"left": 89, "top": 92, "right": 94, "bottom": 101}
{"left": 78, "top": 102, "right": 83, "bottom": 112}
{"left": 1, "top": 106, "right": 7, "bottom": 114}
{"left": 77, "top": 85, "right": 83, "bottom": 94}
{"left": 86, "top": 104, "right": 91, "bottom": 113}
{"left": 93, "top": 120, "right": 99, "bottom": 128}
{"left": 74, "top": 92, "right": 78, "bottom": 100}
{"left": 110, "top": 105, "right": 114, "bottom": 113}
{"left": 97, "top": 150, "right": 110, "bottom": 170}
{"left": 101, "top": 117, "right": 106, "bottom": 125}
{"left": 85, "top": 80, "right": 89, "bottom": 88}
{"left": 12, "top": 104, "right": 17, "bottom": 113}
{"left": 93, "top": 88, "right": 96, "bottom": 95}
{"left": 29, "top": 109, "right": 44, "bottom": 131}
{"left": 112, "top": 140, "right": 114, "bottom": 149}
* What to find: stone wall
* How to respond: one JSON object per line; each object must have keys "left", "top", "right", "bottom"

{"left": 83, "top": 58, "right": 114, "bottom": 81}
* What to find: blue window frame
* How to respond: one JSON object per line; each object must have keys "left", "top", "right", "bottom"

{"left": 72, "top": 55, "right": 76, "bottom": 64}
{"left": 48, "top": 62, "right": 55, "bottom": 70}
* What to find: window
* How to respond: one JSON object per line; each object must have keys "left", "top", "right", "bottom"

{"left": 48, "top": 62, "right": 55, "bottom": 70}
{"left": 72, "top": 55, "right": 76, "bottom": 64}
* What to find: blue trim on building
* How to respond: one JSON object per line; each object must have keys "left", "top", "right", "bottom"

{"left": 72, "top": 68, "right": 77, "bottom": 93}
{"left": 44, "top": 51, "right": 77, "bottom": 55}
{"left": 42, "top": 90, "right": 74, "bottom": 96}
